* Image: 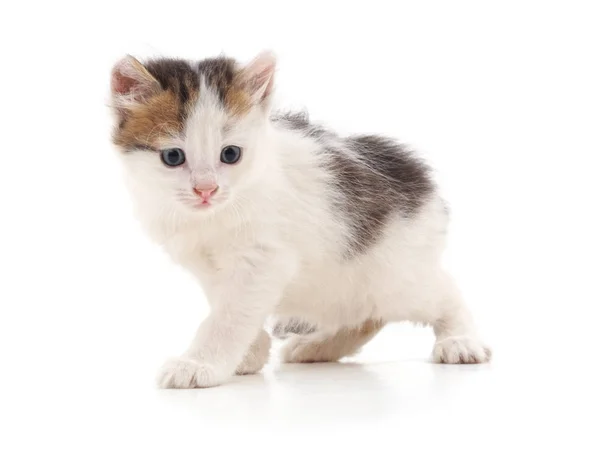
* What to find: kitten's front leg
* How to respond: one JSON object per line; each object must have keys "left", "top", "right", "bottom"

{"left": 157, "top": 318, "right": 265, "bottom": 389}
{"left": 157, "top": 247, "right": 297, "bottom": 389}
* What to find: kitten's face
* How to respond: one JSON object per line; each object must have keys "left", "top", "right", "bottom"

{"left": 110, "top": 53, "right": 275, "bottom": 215}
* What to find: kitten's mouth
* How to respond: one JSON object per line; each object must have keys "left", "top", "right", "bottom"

{"left": 189, "top": 196, "right": 225, "bottom": 210}
{"left": 177, "top": 192, "right": 224, "bottom": 211}
{"left": 191, "top": 200, "right": 212, "bottom": 209}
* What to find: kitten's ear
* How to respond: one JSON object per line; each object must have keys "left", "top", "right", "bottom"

{"left": 111, "top": 55, "right": 160, "bottom": 105}
{"left": 236, "top": 51, "right": 276, "bottom": 106}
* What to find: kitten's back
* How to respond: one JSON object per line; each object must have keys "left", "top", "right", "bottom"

{"left": 274, "top": 111, "right": 435, "bottom": 257}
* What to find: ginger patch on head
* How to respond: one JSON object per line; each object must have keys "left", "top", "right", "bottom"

{"left": 110, "top": 53, "right": 274, "bottom": 150}
{"left": 113, "top": 90, "right": 185, "bottom": 150}
{"left": 111, "top": 57, "right": 200, "bottom": 151}
{"left": 197, "top": 57, "right": 252, "bottom": 117}
{"left": 224, "top": 87, "right": 252, "bottom": 116}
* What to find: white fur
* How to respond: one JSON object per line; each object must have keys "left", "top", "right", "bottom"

{"left": 118, "top": 77, "right": 490, "bottom": 388}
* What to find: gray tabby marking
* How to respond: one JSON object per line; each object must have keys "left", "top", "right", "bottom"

{"left": 274, "top": 112, "right": 434, "bottom": 256}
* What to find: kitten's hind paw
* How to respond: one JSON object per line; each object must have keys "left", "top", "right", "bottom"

{"left": 235, "top": 329, "right": 271, "bottom": 375}
{"left": 432, "top": 336, "right": 492, "bottom": 364}
{"left": 157, "top": 358, "right": 223, "bottom": 388}
{"left": 281, "top": 335, "right": 340, "bottom": 363}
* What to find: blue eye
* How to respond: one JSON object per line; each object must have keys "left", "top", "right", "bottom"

{"left": 160, "top": 148, "right": 186, "bottom": 167}
{"left": 220, "top": 145, "right": 242, "bottom": 164}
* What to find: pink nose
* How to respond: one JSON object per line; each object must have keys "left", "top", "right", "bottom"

{"left": 193, "top": 185, "right": 218, "bottom": 200}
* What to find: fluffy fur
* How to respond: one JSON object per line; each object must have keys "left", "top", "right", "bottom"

{"left": 110, "top": 51, "right": 491, "bottom": 388}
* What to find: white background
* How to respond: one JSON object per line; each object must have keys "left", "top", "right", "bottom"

{"left": 1, "top": 1, "right": 599, "bottom": 464}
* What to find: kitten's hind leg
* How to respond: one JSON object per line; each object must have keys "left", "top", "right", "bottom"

{"left": 280, "top": 319, "right": 385, "bottom": 363}
{"left": 235, "top": 329, "right": 271, "bottom": 375}
{"left": 382, "top": 270, "right": 491, "bottom": 364}
{"left": 427, "top": 273, "right": 492, "bottom": 364}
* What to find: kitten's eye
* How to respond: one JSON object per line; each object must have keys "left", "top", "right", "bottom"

{"left": 160, "top": 148, "right": 186, "bottom": 167}
{"left": 220, "top": 145, "right": 242, "bottom": 164}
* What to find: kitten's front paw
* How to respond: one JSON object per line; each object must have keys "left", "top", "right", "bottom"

{"left": 157, "top": 358, "right": 224, "bottom": 388}
{"left": 432, "top": 336, "right": 492, "bottom": 364}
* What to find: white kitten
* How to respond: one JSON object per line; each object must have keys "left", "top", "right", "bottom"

{"left": 110, "top": 51, "right": 491, "bottom": 388}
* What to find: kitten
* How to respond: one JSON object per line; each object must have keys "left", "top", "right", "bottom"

{"left": 110, "top": 51, "right": 491, "bottom": 388}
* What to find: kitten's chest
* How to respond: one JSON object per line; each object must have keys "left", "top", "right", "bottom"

{"left": 164, "top": 231, "right": 222, "bottom": 274}
{"left": 162, "top": 223, "right": 261, "bottom": 282}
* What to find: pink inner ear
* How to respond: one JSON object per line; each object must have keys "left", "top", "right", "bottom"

{"left": 252, "top": 67, "right": 274, "bottom": 95}
{"left": 112, "top": 71, "right": 139, "bottom": 95}
{"left": 240, "top": 52, "right": 276, "bottom": 102}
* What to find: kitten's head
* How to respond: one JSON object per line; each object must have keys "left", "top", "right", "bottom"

{"left": 110, "top": 52, "right": 276, "bottom": 215}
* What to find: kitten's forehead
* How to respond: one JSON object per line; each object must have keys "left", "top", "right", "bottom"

{"left": 184, "top": 78, "right": 229, "bottom": 161}
{"left": 113, "top": 57, "right": 251, "bottom": 151}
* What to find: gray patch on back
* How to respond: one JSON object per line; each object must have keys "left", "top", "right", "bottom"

{"left": 273, "top": 111, "right": 435, "bottom": 257}
{"left": 329, "top": 135, "right": 434, "bottom": 255}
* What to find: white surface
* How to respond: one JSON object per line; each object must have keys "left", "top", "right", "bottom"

{"left": 1, "top": 1, "right": 599, "bottom": 465}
